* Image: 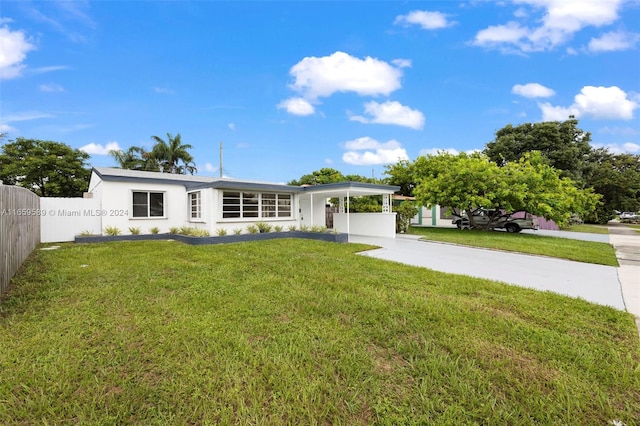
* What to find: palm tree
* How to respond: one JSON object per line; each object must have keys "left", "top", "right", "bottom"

{"left": 150, "top": 133, "right": 197, "bottom": 174}
{"left": 109, "top": 146, "right": 159, "bottom": 171}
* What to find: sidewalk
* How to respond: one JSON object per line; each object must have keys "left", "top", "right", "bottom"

{"left": 608, "top": 226, "right": 640, "bottom": 326}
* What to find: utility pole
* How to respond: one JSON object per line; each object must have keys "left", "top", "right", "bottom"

{"left": 219, "top": 141, "right": 223, "bottom": 178}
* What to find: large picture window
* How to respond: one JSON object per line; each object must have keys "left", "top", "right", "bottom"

{"left": 189, "top": 191, "right": 201, "bottom": 220}
{"left": 133, "top": 191, "right": 164, "bottom": 218}
{"left": 222, "top": 191, "right": 292, "bottom": 219}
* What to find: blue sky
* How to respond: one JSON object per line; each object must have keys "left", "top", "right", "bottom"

{"left": 1, "top": 1, "right": 639, "bottom": 183}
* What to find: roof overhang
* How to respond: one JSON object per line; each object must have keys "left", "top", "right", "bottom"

{"left": 299, "top": 182, "right": 400, "bottom": 198}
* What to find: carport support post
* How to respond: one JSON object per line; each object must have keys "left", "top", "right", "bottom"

{"left": 346, "top": 191, "right": 350, "bottom": 242}
{"left": 310, "top": 193, "right": 313, "bottom": 228}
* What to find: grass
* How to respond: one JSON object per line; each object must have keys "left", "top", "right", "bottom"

{"left": 408, "top": 227, "right": 618, "bottom": 266}
{"left": 561, "top": 224, "right": 610, "bottom": 234}
{"left": 1, "top": 240, "right": 639, "bottom": 424}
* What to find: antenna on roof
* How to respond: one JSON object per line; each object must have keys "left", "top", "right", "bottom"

{"left": 219, "top": 141, "right": 223, "bottom": 178}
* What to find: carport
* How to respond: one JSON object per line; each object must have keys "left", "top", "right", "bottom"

{"left": 298, "top": 182, "right": 400, "bottom": 240}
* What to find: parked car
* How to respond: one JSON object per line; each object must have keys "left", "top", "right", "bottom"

{"left": 451, "top": 209, "right": 538, "bottom": 233}
{"left": 619, "top": 212, "right": 640, "bottom": 223}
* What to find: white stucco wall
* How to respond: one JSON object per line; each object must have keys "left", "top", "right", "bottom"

{"left": 333, "top": 213, "right": 397, "bottom": 238}
{"left": 96, "top": 180, "right": 191, "bottom": 234}
{"left": 40, "top": 197, "right": 101, "bottom": 242}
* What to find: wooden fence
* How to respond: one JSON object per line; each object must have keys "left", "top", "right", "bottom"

{"left": 0, "top": 185, "right": 41, "bottom": 298}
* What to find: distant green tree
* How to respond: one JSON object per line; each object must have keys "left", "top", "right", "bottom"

{"left": 484, "top": 117, "right": 592, "bottom": 183}
{"left": 288, "top": 168, "right": 347, "bottom": 186}
{"left": 384, "top": 159, "right": 419, "bottom": 196}
{"left": 150, "top": 133, "right": 196, "bottom": 174}
{"left": 0, "top": 138, "right": 90, "bottom": 197}
{"left": 582, "top": 149, "right": 640, "bottom": 223}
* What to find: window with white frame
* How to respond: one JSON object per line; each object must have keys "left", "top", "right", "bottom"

{"left": 132, "top": 191, "right": 164, "bottom": 218}
{"left": 222, "top": 191, "right": 292, "bottom": 219}
{"left": 189, "top": 191, "right": 201, "bottom": 220}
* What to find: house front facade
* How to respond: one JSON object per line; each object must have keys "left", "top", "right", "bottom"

{"left": 85, "top": 167, "right": 399, "bottom": 240}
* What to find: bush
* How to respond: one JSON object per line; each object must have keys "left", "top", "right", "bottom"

{"left": 128, "top": 227, "right": 141, "bottom": 235}
{"left": 216, "top": 228, "right": 228, "bottom": 236}
{"left": 150, "top": 226, "right": 160, "bottom": 234}
{"left": 288, "top": 225, "right": 297, "bottom": 232}
{"left": 169, "top": 227, "right": 180, "bottom": 234}
{"left": 274, "top": 225, "right": 283, "bottom": 232}
{"left": 246, "top": 225, "right": 259, "bottom": 234}
{"left": 256, "top": 222, "right": 272, "bottom": 233}
{"left": 395, "top": 201, "right": 419, "bottom": 233}
{"left": 311, "top": 225, "right": 327, "bottom": 233}
{"left": 104, "top": 226, "right": 121, "bottom": 236}
{"left": 233, "top": 228, "right": 243, "bottom": 235}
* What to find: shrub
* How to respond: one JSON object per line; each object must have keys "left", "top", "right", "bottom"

{"left": 150, "top": 226, "right": 160, "bottom": 234}
{"left": 233, "top": 228, "right": 243, "bottom": 235}
{"left": 274, "top": 225, "right": 283, "bottom": 232}
{"left": 179, "top": 226, "right": 194, "bottom": 236}
{"left": 128, "top": 227, "right": 141, "bottom": 235}
{"left": 311, "top": 225, "right": 327, "bottom": 233}
{"left": 216, "top": 228, "right": 228, "bottom": 236}
{"left": 78, "top": 230, "right": 94, "bottom": 236}
{"left": 299, "top": 225, "right": 309, "bottom": 232}
{"left": 169, "top": 227, "right": 180, "bottom": 234}
{"left": 246, "top": 224, "right": 259, "bottom": 234}
{"left": 104, "top": 226, "right": 121, "bottom": 236}
{"left": 288, "top": 225, "right": 297, "bottom": 232}
{"left": 395, "top": 201, "right": 419, "bottom": 233}
{"left": 256, "top": 222, "right": 272, "bottom": 233}
{"left": 196, "top": 229, "right": 210, "bottom": 237}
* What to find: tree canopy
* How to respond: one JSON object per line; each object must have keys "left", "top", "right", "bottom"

{"left": 110, "top": 132, "right": 196, "bottom": 175}
{"left": 392, "top": 152, "right": 599, "bottom": 228}
{"left": 0, "top": 137, "right": 90, "bottom": 197}
{"left": 484, "top": 117, "right": 592, "bottom": 182}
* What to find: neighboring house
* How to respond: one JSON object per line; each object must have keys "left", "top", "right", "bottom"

{"left": 86, "top": 167, "right": 400, "bottom": 239}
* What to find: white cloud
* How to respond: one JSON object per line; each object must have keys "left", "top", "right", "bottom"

{"left": 591, "top": 142, "right": 640, "bottom": 154}
{"left": 228, "top": 123, "right": 236, "bottom": 131}
{"left": 205, "top": 163, "right": 217, "bottom": 173}
{"left": 599, "top": 126, "right": 638, "bottom": 137}
{"left": 588, "top": 30, "right": 640, "bottom": 52}
{"left": 342, "top": 137, "right": 409, "bottom": 166}
{"left": 2, "top": 111, "right": 54, "bottom": 122}
{"left": 154, "top": 87, "right": 175, "bottom": 95}
{"left": 40, "top": 83, "right": 65, "bottom": 92}
{"left": 512, "top": 83, "right": 555, "bottom": 98}
{"left": 0, "top": 25, "right": 36, "bottom": 79}
{"left": 473, "top": 0, "right": 624, "bottom": 53}
{"left": 79, "top": 141, "right": 121, "bottom": 155}
{"left": 277, "top": 97, "right": 315, "bottom": 116}
{"left": 394, "top": 10, "right": 454, "bottom": 30}
{"left": 287, "top": 51, "right": 404, "bottom": 100}
{"left": 349, "top": 100, "right": 425, "bottom": 130}
{"left": 0, "top": 123, "right": 17, "bottom": 134}
{"left": 540, "top": 86, "right": 638, "bottom": 121}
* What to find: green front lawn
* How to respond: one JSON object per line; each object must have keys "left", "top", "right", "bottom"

{"left": 561, "top": 224, "right": 610, "bottom": 234}
{"left": 1, "top": 240, "right": 638, "bottom": 424}
{"left": 408, "top": 227, "right": 618, "bottom": 266}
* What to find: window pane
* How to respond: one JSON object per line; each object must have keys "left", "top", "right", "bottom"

{"left": 278, "top": 194, "right": 291, "bottom": 217}
{"left": 133, "top": 205, "right": 147, "bottom": 217}
{"left": 190, "top": 192, "right": 201, "bottom": 219}
{"left": 149, "top": 193, "right": 164, "bottom": 217}
{"left": 132, "top": 192, "right": 148, "bottom": 217}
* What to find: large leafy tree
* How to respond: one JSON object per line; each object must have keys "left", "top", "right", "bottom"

{"left": 484, "top": 117, "right": 592, "bottom": 183}
{"left": 408, "top": 152, "right": 599, "bottom": 228}
{"left": 0, "top": 137, "right": 91, "bottom": 197}
{"left": 150, "top": 133, "right": 196, "bottom": 174}
{"left": 582, "top": 149, "right": 640, "bottom": 223}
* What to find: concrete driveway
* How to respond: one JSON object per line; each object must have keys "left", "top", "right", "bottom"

{"left": 350, "top": 234, "right": 626, "bottom": 310}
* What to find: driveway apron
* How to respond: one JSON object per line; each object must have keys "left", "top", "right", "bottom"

{"left": 350, "top": 234, "right": 626, "bottom": 311}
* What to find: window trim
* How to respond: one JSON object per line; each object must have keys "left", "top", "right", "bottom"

{"left": 188, "top": 191, "right": 202, "bottom": 221}
{"left": 221, "top": 191, "right": 293, "bottom": 221}
{"left": 131, "top": 190, "right": 166, "bottom": 219}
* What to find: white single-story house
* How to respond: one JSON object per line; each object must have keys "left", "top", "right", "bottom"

{"left": 86, "top": 167, "right": 400, "bottom": 239}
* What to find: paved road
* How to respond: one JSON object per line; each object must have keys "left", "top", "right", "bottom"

{"left": 350, "top": 234, "right": 625, "bottom": 310}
